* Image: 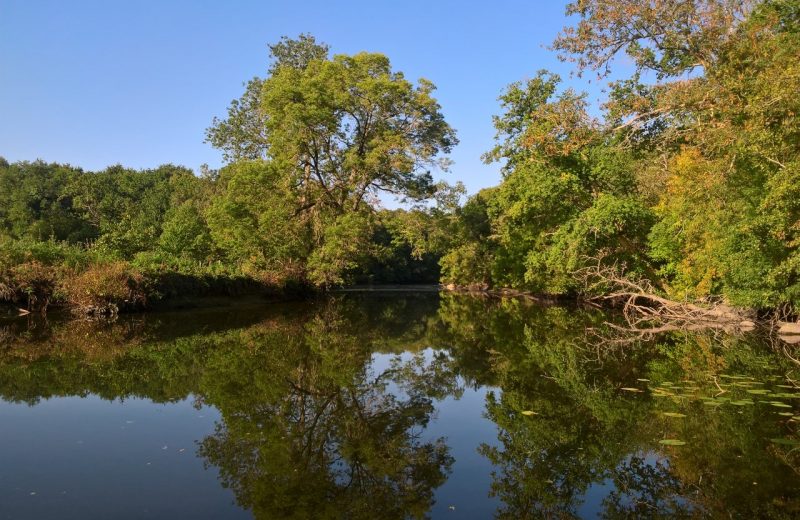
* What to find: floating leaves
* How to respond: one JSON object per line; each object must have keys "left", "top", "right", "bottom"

{"left": 612, "top": 373, "right": 800, "bottom": 453}
{"left": 651, "top": 388, "right": 675, "bottom": 397}
{"left": 520, "top": 410, "right": 538, "bottom": 416}
{"left": 659, "top": 439, "right": 687, "bottom": 446}
{"left": 769, "top": 438, "right": 800, "bottom": 447}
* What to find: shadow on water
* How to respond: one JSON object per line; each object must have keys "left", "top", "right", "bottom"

{"left": 0, "top": 291, "right": 799, "bottom": 518}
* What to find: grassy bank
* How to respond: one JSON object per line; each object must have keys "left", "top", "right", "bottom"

{"left": 0, "top": 238, "right": 309, "bottom": 316}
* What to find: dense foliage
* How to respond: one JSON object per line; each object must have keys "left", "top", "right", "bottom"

{"left": 443, "top": 0, "right": 800, "bottom": 310}
{"left": 3, "top": 1, "right": 799, "bottom": 312}
{"left": 0, "top": 36, "right": 457, "bottom": 311}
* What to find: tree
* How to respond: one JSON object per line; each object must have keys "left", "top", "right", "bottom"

{"left": 206, "top": 34, "right": 331, "bottom": 162}
{"left": 157, "top": 202, "right": 212, "bottom": 260}
{"left": 645, "top": 0, "right": 800, "bottom": 307}
{"left": 441, "top": 0, "right": 800, "bottom": 310}
{"left": 260, "top": 51, "right": 457, "bottom": 214}
{"left": 70, "top": 164, "right": 200, "bottom": 257}
{"left": 205, "top": 36, "right": 457, "bottom": 286}
{"left": 0, "top": 160, "right": 93, "bottom": 243}
{"left": 206, "top": 160, "right": 309, "bottom": 279}
{"left": 446, "top": 71, "right": 651, "bottom": 293}
{"left": 439, "top": 189, "right": 495, "bottom": 286}
{"left": 553, "top": 0, "right": 756, "bottom": 79}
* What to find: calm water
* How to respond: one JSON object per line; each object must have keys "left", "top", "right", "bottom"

{"left": 1, "top": 292, "right": 799, "bottom": 519}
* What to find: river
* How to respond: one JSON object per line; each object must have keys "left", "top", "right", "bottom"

{"left": 1, "top": 291, "right": 798, "bottom": 518}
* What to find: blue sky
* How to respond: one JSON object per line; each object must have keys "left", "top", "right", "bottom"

{"left": 1, "top": 0, "right": 612, "bottom": 196}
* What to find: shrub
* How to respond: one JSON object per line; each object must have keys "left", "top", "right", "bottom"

{"left": 61, "top": 261, "right": 146, "bottom": 315}
{"left": 1, "top": 261, "right": 62, "bottom": 311}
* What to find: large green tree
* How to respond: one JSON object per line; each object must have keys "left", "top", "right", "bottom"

{"left": 206, "top": 34, "right": 331, "bottom": 162}
{"left": 206, "top": 36, "right": 457, "bottom": 286}
{"left": 444, "top": 71, "right": 652, "bottom": 293}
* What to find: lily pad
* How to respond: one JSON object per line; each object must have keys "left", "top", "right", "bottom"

{"left": 620, "top": 387, "right": 643, "bottom": 393}
{"left": 520, "top": 410, "right": 538, "bottom": 416}
{"left": 659, "top": 439, "right": 687, "bottom": 446}
{"left": 662, "top": 412, "right": 687, "bottom": 418}
{"left": 769, "top": 402, "right": 792, "bottom": 408}
{"left": 769, "top": 438, "right": 800, "bottom": 446}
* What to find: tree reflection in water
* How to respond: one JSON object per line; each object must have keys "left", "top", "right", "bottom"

{"left": 196, "top": 299, "right": 458, "bottom": 519}
{"left": 0, "top": 292, "right": 799, "bottom": 518}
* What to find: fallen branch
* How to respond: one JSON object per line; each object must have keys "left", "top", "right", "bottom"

{"left": 578, "top": 260, "right": 754, "bottom": 335}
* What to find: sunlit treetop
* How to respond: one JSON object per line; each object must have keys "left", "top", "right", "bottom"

{"left": 553, "top": 0, "right": 757, "bottom": 79}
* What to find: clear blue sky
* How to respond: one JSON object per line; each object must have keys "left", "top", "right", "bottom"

{"left": 1, "top": 0, "right": 610, "bottom": 196}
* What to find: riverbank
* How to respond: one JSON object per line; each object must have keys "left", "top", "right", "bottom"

{"left": 0, "top": 244, "right": 311, "bottom": 316}
{"left": 441, "top": 283, "right": 800, "bottom": 347}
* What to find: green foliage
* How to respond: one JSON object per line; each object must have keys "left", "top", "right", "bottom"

{"left": 6, "top": 16, "right": 799, "bottom": 310}
{"left": 70, "top": 163, "right": 200, "bottom": 257}
{"left": 157, "top": 202, "right": 212, "bottom": 260}
{"left": 445, "top": 71, "right": 649, "bottom": 293}
{"left": 442, "top": 1, "right": 800, "bottom": 310}
{"left": 206, "top": 160, "right": 308, "bottom": 279}
{"left": 205, "top": 34, "right": 329, "bottom": 162}
{"left": 529, "top": 193, "right": 654, "bottom": 293}
{"left": 642, "top": 1, "right": 800, "bottom": 307}
{"left": 1, "top": 34, "right": 460, "bottom": 306}
{"left": 203, "top": 35, "right": 458, "bottom": 287}
{"left": 258, "top": 51, "right": 456, "bottom": 212}
{"left": 306, "top": 212, "right": 375, "bottom": 286}
{"left": 0, "top": 160, "right": 94, "bottom": 242}
{"left": 439, "top": 189, "right": 494, "bottom": 286}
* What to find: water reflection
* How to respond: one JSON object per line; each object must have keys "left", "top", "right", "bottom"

{"left": 1, "top": 292, "right": 799, "bottom": 518}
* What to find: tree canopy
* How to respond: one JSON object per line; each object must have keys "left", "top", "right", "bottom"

{"left": 443, "top": 0, "right": 800, "bottom": 309}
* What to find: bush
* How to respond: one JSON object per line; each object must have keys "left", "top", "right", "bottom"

{"left": 61, "top": 262, "right": 146, "bottom": 315}
{"left": 1, "top": 261, "right": 62, "bottom": 311}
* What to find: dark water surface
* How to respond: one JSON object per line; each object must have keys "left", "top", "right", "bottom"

{"left": 1, "top": 292, "right": 799, "bottom": 519}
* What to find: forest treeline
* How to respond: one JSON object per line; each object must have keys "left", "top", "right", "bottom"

{"left": 0, "top": 156, "right": 445, "bottom": 312}
{"left": 1, "top": 0, "right": 799, "bottom": 313}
